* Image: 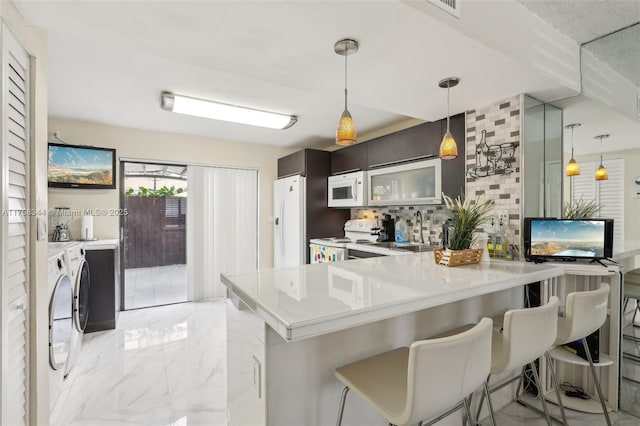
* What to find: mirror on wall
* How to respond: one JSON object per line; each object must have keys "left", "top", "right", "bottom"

{"left": 522, "top": 96, "right": 563, "bottom": 220}
{"left": 550, "top": 22, "right": 640, "bottom": 247}
{"left": 550, "top": 22, "right": 640, "bottom": 419}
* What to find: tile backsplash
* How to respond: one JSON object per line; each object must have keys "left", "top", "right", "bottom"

{"left": 465, "top": 95, "right": 522, "bottom": 254}
{"left": 351, "top": 205, "right": 448, "bottom": 244}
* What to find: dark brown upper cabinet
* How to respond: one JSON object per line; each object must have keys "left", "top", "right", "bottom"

{"left": 365, "top": 120, "right": 441, "bottom": 169}
{"left": 277, "top": 148, "right": 335, "bottom": 180}
{"left": 330, "top": 143, "right": 367, "bottom": 175}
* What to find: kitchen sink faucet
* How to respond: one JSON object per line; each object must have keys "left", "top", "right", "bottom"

{"left": 416, "top": 211, "right": 424, "bottom": 244}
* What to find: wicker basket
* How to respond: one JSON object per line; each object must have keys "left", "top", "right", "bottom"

{"left": 434, "top": 248, "right": 484, "bottom": 267}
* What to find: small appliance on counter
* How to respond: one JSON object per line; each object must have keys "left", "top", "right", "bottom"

{"left": 51, "top": 224, "right": 71, "bottom": 242}
{"left": 378, "top": 214, "right": 395, "bottom": 242}
{"left": 51, "top": 207, "right": 73, "bottom": 242}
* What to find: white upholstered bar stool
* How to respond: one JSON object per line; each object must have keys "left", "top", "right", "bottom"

{"left": 334, "top": 318, "right": 494, "bottom": 426}
{"left": 475, "top": 296, "right": 566, "bottom": 426}
{"left": 551, "top": 283, "right": 611, "bottom": 426}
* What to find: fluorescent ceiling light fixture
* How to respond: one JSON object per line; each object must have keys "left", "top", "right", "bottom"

{"left": 161, "top": 92, "right": 297, "bottom": 130}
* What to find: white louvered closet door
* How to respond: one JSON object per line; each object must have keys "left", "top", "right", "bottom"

{"left": 1, "top": 24, "right": 30, "bottom": 426}
{"left": 571, "top": 158, "right": 625, "bottom": 253}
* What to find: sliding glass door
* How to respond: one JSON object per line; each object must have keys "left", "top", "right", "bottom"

{"left": 121, "top": 161, "right": 188, "bottom": 310}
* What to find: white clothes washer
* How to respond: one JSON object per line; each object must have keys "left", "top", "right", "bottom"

{"left": 47, "top": 248, "right": 73, "bottom": 411}
{"left": 49, "top": 242, "right": 90, "bottom": 378}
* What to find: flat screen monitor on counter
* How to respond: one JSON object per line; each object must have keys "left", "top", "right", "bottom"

{"left": 524, "top": 218, "right": 614, "bottom": 261}
{"left": 48, "top": 143, "right": 116, "bottom": 189}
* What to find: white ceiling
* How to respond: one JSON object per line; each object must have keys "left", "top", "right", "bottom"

{"left": 15, "top": 0, "right": 568, "bottom": 148}
{"left": 517, "top": 0, "right": 640, "bottom": 44}
{"left": 585, "top": 24, "right": 640, "bottom": 87}
{"left": 517, "top": 0, "right": 640, "bottom": 86}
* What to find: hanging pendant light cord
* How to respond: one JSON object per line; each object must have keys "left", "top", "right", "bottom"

{"left": 344, "top": 51, "right": 348, "bottom": 111}
{"left": 446, "top": 82, "right": 451, "bottom": 131}
{"left": 571, "top": 126, "right": 575, "bottom": 158}
{"left": 597, "top": 135, "right": 604, "bottom": 164}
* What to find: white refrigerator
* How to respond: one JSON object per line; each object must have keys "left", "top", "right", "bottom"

{"left": 273, "top": 175, "right": 306, "bottom": 267}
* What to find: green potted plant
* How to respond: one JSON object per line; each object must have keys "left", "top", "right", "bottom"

{"left": 564, "top": 198, "right": 599, "bottom": 219}
{"left": 437, "top": 194, "right": 494, "bottom": 266}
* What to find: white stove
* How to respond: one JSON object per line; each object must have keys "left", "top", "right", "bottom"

{"left": 343, "top": 219, "right": 380, "bottom": 243}
{"left": 309, "top": 219, "right": 380, "bottom": 263}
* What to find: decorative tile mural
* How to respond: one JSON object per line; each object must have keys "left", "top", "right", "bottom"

{"left": 465, "top": 95, "right": 522, "bottom": 256}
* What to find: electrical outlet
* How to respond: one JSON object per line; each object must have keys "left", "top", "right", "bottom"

{"left": 251, "top": 356, "right": 261, "bottom": 398}
{"left": 497, "top": 210, "right": 508, "bottom": 223}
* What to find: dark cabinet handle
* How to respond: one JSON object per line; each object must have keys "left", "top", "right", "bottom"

{"left": 332, "top": 168, "right": 360, "bottom": 175}
{"left": 369, "top": 154, "right": 436, "bottom": 169}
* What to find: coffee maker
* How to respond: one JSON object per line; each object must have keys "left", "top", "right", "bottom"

{"left": 378, "top": 214, "right": 395, "bottom": 242}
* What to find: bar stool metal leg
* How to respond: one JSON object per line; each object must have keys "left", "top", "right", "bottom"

{"left": 515, "top": 365, "right": 526, "bottom": 400}
{"left": 483, "top": 380, "right": 497, "bottom": 426}
{"left": 581, "top": 339, "right": 612, "bottom": 426}
{"left": 336, "top": 386, "right": 349, "bottom": 426}
{"left": 529, "top": 362, "right": 552, "bottom": 426}
{"left": 462, "top": 397, "right": 473, "bottom": 425}
{"left": 474, "top": 374, "right": 492, "bottom": 424}
{"left": 545, "top": 351, "right": 568, "bottom": 426}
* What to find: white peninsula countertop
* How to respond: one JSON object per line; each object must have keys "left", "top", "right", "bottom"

{"left": 221, "top": 253, "right": 563, "bottom": 342}
{"left": 614, "top": 240, "right": 640, "bottom": 261}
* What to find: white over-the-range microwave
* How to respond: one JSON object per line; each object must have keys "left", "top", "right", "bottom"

{"left": 328, "top": 171, "right": 367, "bottom": 207}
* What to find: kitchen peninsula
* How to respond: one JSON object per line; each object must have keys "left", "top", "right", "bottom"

{"left": 221, "top": 254, "right": 564, "bottom": 426}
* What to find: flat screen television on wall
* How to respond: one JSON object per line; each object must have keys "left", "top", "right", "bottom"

{"left": 48, "top": 143, "right": 116, "bottom": 189}
{"left": 523, "top": 218, "right": 614, "bottom": 261}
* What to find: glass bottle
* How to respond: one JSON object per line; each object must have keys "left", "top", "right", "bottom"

{"left": 477, "top": 130, "right": 490, "bottom": 177}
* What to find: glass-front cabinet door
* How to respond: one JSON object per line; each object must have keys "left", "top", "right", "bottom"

{"left": 367, "top": 158, "right": 442, "bottom": 205}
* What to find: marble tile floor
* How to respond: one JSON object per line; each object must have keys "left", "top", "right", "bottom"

{"left": 52, "top": 299, "right": 640, "bottom": 426}
{"left": 621, "top": 322, "right": 640, "bottom": 418}
{"left": 124, "top": 264, "right": 187, "bottom": 310}
{"left": 51, "top": 300, "right": 226, "bottom": 426}
{"left": 479, "top": 396, "right": 640, "bottom": 426}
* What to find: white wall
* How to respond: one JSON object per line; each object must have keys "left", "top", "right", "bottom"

{"left": 48, "top": 117, "right": 294, "bottom": 269}
{"left": 0, "top": 0, "right": 49, "bottom": 423}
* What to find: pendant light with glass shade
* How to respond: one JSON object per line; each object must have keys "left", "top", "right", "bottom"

{"left": 438, "top": 77, "right": 460, "bottom": 160}
{"left": 565, "top": 123, "right": 581, "bottom": 176}
{"left": 334, "top": 39, "right": 359, "bottom": 146}
{"left": 594, "top": 134, "right": 609, "bottom": 181}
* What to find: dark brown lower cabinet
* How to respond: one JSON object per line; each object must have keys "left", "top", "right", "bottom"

{"left": 85, "top": 248, "right": 119, "bottom": 332}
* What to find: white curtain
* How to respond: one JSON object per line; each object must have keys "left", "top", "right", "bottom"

{"left": 187, "top": 166, "right": 258, "bottom": 300}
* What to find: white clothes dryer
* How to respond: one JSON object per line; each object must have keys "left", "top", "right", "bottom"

{"left": 50, "top": 242, "right": 90, "bottom": 378}
{"left": 47, "top": 248, "right": 73, "bottom": 411}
